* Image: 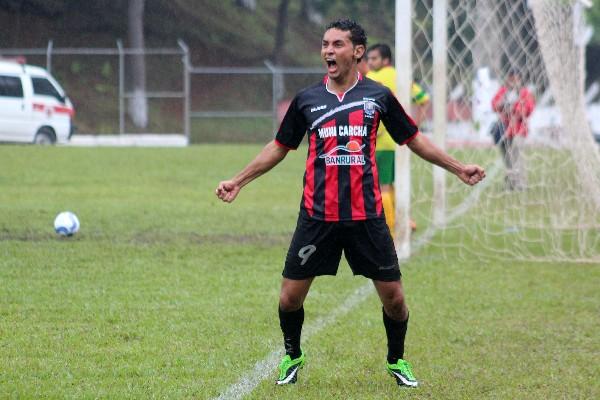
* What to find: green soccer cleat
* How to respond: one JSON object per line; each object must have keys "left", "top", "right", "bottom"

{"left": 386, "top": 359, "right": 419, "bottom": 387}
{"left": 276, "top": 352, "right": 305, "bottom": 385}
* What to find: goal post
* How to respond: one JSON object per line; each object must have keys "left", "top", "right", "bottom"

{"left": 432, "top": 0, "right": 448, "bottom": 228}
{"left": 400, "top": 0, "right": 600, "bottom": 263}
{"left": 394, "top": 0, "right": 413, "bottom": 259}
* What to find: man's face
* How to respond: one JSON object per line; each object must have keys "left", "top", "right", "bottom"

{"left": 321, "top": 28, "right": 364, "bottom": 80}
{"left": 357, "top": 57, "right": 369, "bottom": 76}
{"left": 507, "top": 74, "right": 522, "bottom": 90}
{"left": 366, "top": 49, "right": 385, "bottom": 72}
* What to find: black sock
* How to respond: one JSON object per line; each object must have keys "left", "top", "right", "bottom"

{"left": 382, "top": 308, "right": 409, "bottom": 364}
{"left": 279, "top": 306, "right": 304, "bottom": 359}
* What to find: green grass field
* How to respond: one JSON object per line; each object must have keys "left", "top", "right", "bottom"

{"left": 1, "top": 145, "right": 598, "bottom": 399}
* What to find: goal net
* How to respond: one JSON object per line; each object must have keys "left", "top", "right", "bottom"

{"left": 406, "top": 0, "right": 600, "bottom": 263}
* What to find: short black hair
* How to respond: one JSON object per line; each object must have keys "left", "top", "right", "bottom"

{"left": 367, "top": 43, "right": 392, "bottom": 62}
{"left": 507, "top": 68, "right": 521, "bottom": 78}
{"left": 325, "top": 19, "right": 367, "bottom": 48}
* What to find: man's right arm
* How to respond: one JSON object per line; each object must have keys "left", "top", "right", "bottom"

{"left": 491, "top": 87, "right": 507, "bottom": 113}
{"left": 215, "top": 140, "right": 289, "bottom": 203}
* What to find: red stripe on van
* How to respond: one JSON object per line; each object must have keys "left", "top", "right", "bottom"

{"left": 32, "top": 103, "right": 74, "bottom": 117}
{"left": 53, "top": 106, "right": 75, "bottom": 117}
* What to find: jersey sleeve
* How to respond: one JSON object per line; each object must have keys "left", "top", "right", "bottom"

{"left": 380, "top": 89, "right": 419, "bottom": 145}
{"left": 275, "top": 95, "right": 307, "bottom": 150}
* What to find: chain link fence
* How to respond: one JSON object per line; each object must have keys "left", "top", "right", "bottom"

{"left": 1, "top": 41, "right": 189, "bottom": 138}
{"left": 0, "top": 42, "right": 325, "bottom": 144}
{"left": 189, "top": 63, "right": 322, "bottom": 143}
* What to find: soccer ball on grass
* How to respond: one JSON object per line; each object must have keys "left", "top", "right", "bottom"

{"left": 54, "top": 211, "right": 80, "bottom": 236}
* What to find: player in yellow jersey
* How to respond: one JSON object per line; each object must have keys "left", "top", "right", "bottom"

{"left": 367, "top": 43, "right": 430, "bottom": 234}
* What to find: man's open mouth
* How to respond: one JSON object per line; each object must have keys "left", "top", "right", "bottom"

{"left": 326, "top": 59, "right": 338, "bottom": 74}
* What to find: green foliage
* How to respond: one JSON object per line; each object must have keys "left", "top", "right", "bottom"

{"left": 0, "top": 0, "right": 68, "bottom": 16}
{"left": 0, "top": 0, "right": 399, "bottom": 66}
{"left": 587, "top": 0, "right": 600, "bottom": 44}
{"left": 69, "top": 60, "right": 81, "bottom": 74}
{"left": 0, "top": 145, "right": 598, "bottom": 398}
{"left": 100, "top": 61, "right": 112, "bottom": 78}
{"left": 93, "top": 83, "right": 110, "bottom": 93}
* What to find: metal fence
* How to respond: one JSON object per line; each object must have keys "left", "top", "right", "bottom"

{"left": 0, "top": 41, "right": 326, "bottom": 144}
{"left": 0, "top": 41, "right": 190, "bottom": 138}
{"left": 189, "top": 62, "right": 322, "bottom": 135}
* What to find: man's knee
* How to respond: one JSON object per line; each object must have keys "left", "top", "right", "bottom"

{"left": 382, "top": 288, "right": 408, "bottom": 320}
{"left": 279, "top": 291, "right": 304, "bottom": 311}
{"left": 279, "top": 278, "right": 312, "bottom": 311}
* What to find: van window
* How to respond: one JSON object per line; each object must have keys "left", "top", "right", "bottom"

{"left": 0, "top": 75, "right": 24, "bottom": 98}
{"left": 32, "top": 77, "right": 63, "bottom": 101}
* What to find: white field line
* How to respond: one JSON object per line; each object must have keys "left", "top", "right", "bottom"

{"left": 212, "top": 160, "right": 501, "bottom": 400}
{"left": 212, "top": 283, "right": 374, "bottom": 400}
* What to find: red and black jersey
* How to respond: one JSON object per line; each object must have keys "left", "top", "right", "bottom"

{"left": 275, "top": 73, "right": 419, "bottom": 222}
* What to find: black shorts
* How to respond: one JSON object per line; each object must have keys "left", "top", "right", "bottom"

{"left": 283, "top": 215, "right": 401, "bottom": 282}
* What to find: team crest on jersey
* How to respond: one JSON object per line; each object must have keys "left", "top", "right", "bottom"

{"left": 363, "top": 97, "right": 377, "bottom": 119}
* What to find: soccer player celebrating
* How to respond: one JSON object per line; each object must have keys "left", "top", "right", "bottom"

{"left": 216, "top": 19, "right": 485, "bottom": 387}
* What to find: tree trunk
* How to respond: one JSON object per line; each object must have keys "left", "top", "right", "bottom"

{"left": 272, "top": 0, "right": 290, "bottom": 65}
{"left": 271, "top": 0, "right": 290, "bottom": 103}
{"left": 299, "top": 0, "right": 322, "bottom": 24}
{"left": 128, "top": 0, "right": 148, "bottom": 129}
{"left": 300, "top": 0, "right": 310, "bottom": 20}
{"left": 235, "top": 0, "right": 256, "bottom": 11}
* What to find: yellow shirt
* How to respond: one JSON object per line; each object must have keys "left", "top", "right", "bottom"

{"left": 367, "top": 66, "right": 429, "bottom": 150}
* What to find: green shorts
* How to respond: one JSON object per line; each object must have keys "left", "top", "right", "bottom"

{"left": 376, "top": 150, "right": 394, "bottom": 185}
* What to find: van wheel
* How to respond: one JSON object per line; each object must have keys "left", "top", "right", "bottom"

{"left": 34, "top": 128, "right": 56, "bottom": 145}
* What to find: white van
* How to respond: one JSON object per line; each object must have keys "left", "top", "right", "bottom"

{"left": 0, "top": 60, "right": 74, "bottom": 144}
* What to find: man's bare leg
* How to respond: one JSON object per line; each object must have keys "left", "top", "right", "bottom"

{"left": 279, "top": 277, "right": 314, "bottom": 312}
{"left": 381, "top": 184, "right": 417, "bottom": 233}
{"left": 380, "top": 183, "right": 396, "bottom": 235}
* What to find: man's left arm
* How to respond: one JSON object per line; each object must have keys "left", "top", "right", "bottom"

{"left": 407, "top": 134, "right": 485, "bottom": 186}
{"left": 515, "top": 89, "right": 535, "bottom": 118}
{"left": 382, "top": 90, "right": 485, "bottom": 186}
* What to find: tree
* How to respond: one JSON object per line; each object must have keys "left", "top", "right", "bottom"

{"left": 235, "top": 0, "right": 256, "bottom": 11}
{"left": 128, "top": 0, "right": 147, "bottom": 129}
{"left": 272, "top": 0, "right": 290, "bottom": 65}
{"left": 271, "top": 0, "right": 290, "bottom": 104}
{"left": 299, "top": 0, "right": 322, "bottom": 24}
{"left": 587, "top": 1, "right": 600, "bottom": 45}
{"left": 0, "top": 0, "right": 67, "bottom": 16}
